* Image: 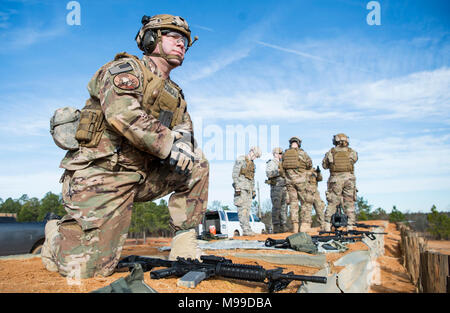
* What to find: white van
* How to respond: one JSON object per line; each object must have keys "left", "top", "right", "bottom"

{"left": 198, "top": 209, "right": 266, "bottom": 238}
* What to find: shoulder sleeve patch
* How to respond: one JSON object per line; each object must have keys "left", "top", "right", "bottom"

{"left": 109, "top": 62, "right": 133, "bottom": 75}
{"left": 113, "top": 73, "right": 140, "bottom": 90}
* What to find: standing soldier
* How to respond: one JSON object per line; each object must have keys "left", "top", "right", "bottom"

{"left": 282, "top": 137, "right": 314, "bottom": 233}
{"left": 265, "top": 147, "right": 288, "bottom": 233}
{"left": 41, "top": 14, "right": 209, "bottom": 279}
{"left": 322, "top": 133, "right": 358, "bottom": 231}
{"left": 308, "top": 166, "right": 325, "bottom": 229}
{"left": 232, "top": 146, "right": 262, "bottom": 236}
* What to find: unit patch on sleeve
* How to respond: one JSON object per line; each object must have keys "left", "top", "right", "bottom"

{"left": 113, "top": 73, "right": 140, "bottom": 90}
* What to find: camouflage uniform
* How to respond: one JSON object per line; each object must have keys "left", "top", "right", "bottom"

{"left": 282, "top": 141, "right": 314, "bottom": 233}
{"left": 232, "top": 148, "right": 260, "bottom": 236}
{"left": 265, "top": 157, "right": 288, "bottom": 233}
{"left": 308, "top": 168, "right": 325, "bottom": 229}
{"left": 322, "top": 134, "right": 358, "bottom": 231}
{"left": 42, "top": 50, "right": 209, "bottom": 277}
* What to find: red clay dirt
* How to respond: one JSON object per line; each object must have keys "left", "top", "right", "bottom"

{"left": 0, "top": 221, "right": 419, "bottom": 293}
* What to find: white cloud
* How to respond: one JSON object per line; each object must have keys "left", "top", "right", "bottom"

{"left": 188, "top": 67, "right": 450, "bottom": 123}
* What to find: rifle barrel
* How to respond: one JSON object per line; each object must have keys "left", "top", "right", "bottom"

{"left": 279, "top": 273, "right": 327, "bottom": 284}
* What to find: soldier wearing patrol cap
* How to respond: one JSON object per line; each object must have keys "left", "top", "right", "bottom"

{"left": 232, "top": 146, "right": 262, "bottom": 236}
{"left": 265, "top": 147, "right": 288, "bottom": 233}
{"left": 322, "top": 133, "right": 358, "bottom": 231}
{"left": 281, "top": 137, "right": 314, "bottom": 233}
{"left": 41, "top": 14, "right": 209, "bottom": 278}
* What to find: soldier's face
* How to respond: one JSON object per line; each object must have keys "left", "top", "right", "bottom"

{"left": 160, "top": 32, "right": 186, "bottom": 66}
{"left": 291, "top": 142, "right": 299, "bottom": 148}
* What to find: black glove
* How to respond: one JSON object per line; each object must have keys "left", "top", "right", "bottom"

{"left": 169, "top": 130, "right": 195, "bottom": 176}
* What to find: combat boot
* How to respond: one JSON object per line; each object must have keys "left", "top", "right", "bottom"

{"left": 292, "top": 222, "right": 299, "bottom": 233}
{"left": 272, "top": 223, "right": 280, "bottom": 234}
{"left": 299, "top": 223, "right": 311, "bottom": 233}
{"left": 169, "top": 229, "right": 203, "bottom": 261}
{"left": 41, "top": 219, "right": 59, "bottom": 272}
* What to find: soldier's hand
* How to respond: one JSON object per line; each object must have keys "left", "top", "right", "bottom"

{"left": 252, "top": 190, "right": 256, "bottom": 199}
{"left": 169, "top": 131, "right": 196, "bottom": 176}
{"left": 316, "top": 165, "right": 321, "bottom": 173}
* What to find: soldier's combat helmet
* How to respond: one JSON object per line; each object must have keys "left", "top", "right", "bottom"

{"left": 135, "top": 14, "right": 198, "bottom": 63}
{"left": 272, "top": 147, "right": 283, "bottom": 154}
{"left": 289, "top": 136, "right": 302, "bottom": 147}
{"left": 333, "top": 133, "right": 349, "bottom": 146}
{"left": 249, "top": 146, "right": 262, "bottom": 158}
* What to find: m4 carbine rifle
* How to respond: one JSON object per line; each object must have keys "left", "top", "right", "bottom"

{"left": 319, "top": 229, "right": 387, "bottom": 240}
{"left": 264, "top": 234, "right": 364, "bottom": 249}
{"left": 117, "top": 254, "right": 327, "bottom": 293}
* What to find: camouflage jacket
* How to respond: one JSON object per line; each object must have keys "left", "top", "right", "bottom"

{"left": 60, "top": 53, "right": 193, "bottom": 172}
{"left": 265, "top": 158, "right": 286, "bottom": 187}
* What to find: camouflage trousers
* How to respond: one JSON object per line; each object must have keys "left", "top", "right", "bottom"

{"left": 43, "top": 149, "right": 209, "bottom": 279}
{"left": 270, "top": 185, "right": 288, "bottom": 233}
{"left": 324, "top": 173, "right": 356, "bottom": 227}
{"left": 311, "top": 186, "right": 325, "bottom": 228}
{"left": 234, "top": 188, "right": 253, "bottom": 235}
{"left": 286, "top": 181, "right": 315, "bottom": 225}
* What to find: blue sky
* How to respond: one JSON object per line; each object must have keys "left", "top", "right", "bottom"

{"left": 0, "top": 0, "right": 449, "bottom": 213}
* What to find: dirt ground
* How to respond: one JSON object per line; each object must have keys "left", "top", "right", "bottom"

{"left": 0, "top": 221, "right": 426, "bottom": 293}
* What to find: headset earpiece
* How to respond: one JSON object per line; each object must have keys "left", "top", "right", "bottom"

{"left": 142, "top": 29, "right": 157, "bottom": 54}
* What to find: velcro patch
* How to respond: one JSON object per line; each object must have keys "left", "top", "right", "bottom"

{"left": 109, "top": 62, "right": 133, "bottom": 75}
{"left": 113, "top": 73, "right": 140, "bottom": 90}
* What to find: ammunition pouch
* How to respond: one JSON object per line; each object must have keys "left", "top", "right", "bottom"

{"left": 75, "top": 100, "right": 106, "bottom": 148}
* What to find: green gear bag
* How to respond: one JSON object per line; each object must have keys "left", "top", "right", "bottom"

{"left": 91, "top": 264, "right": 157, "bottom": 293}
{"left": 286, "top": 232, "right": 318, "bottom": 254}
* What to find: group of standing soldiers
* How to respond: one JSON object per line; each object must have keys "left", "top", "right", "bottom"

{"left": 232, "top": 133, "right": 358, "bottom": 235}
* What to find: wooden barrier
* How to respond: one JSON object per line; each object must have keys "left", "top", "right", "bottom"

{"left": 398, "top": 223, "right": 425, "bottom": 287}
{"left": 398, "top": 223, "right": 449, "bottom": 293}
{"left": 419, "top": 251, "right": 450, "bottom": 293}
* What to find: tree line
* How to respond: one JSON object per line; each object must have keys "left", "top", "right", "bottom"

{"left": 0, "top": 192, "right": 172, "bottom": 239}
{"left": 1, "top": 193, "right": 449, "bottom": 240}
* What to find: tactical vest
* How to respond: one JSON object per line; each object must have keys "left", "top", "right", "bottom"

{"left": 239, "top": 157, "right": 255, "bottom": 180}
{"left": 75, "top": 52, "right": 187, "bottom": 148}
{"left": 330, "top": 148, "right": 354, "bottom": 173}
{"left": 282, "top": 148, "right": 307, "bottom": 171}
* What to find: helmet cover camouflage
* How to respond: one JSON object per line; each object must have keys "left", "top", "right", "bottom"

{"left": 333, "top": 133, "right": 349, "bottom": 145}
{"left": 136, "top": 14, "right": 193, "bottom": 52}
{"left": 272, "top": 147, "right": 283, "bottom": 154}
